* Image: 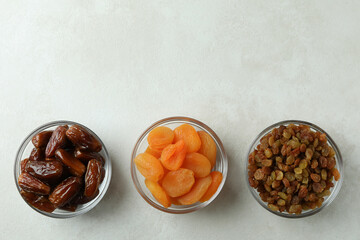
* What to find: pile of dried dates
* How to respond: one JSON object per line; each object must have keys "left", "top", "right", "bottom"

{"left": 18, "top": 124, "right": 105, "bottom": 213}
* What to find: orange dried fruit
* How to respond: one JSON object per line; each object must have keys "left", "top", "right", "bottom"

{"left": 134, "top": 153, "right": 164, "bottom": 182}
{"left": 160, "top": 140, "right": 186, "bottom": 171}
{"left": 147, "top": 126, "right": 174, "bottom": 151}
{"left": 198, "top": 131, "right": 217, "bottom": 167}
{"left": 178, "top": 175, "right": 212, "bottom": 205}
{"left": 200, "top": 171, "right": 223, "bottom": 202}
{"left": 174, "top": 124, "right": 201, "bottom": 153}
{"left": 162, "top": 168, "right": 195, "bottom": 197}
{"left": 182, "top": 152, "right": 211, "bottom": 178}
{"left": 145, "top": 179, "right": 171, "bottom": 208}
{"left": 170, "top": 197, "right": 182, "bottom": 206}
{"left": 145, "top": 146, "right": 162, "bottom": 159}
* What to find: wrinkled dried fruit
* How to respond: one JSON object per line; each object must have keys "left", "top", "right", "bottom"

{"left": 18, "top": 172, "right": 50, "bottom": 195}
{"left": 332, "top": 168, "right": 340, "bottom": 181}
{"left": 32, "top": 131, "right": 53, "bottom": 148}
{"left": 177, "top": 175, "right": 212, "bottom": 205}
{"left": 29, "top": 148, "right": 45, "bottom": 161}
{"left": 20, "top": 190, "right": 55, "bottom": 212}
{"left": 161, "top": 140, "right": 186, "bottom": 171}
{"left": 145, "top": 146, "right": 162, "bottom": 159}
{"left": 25, "top": 160, "right": 63, "bottom": 182}
{"left": 20, "top": 158, "right": 29, "bottom": 173}
{"left": 289, "top": 204, "right": 302, "bottom": 214}
{"left": 84, "top": 160, "right": 102, "bottom": 198}
{"left": 134, "top": 153, "right": 164, "bottom": 182}
{"left": 45, "top": 125, "right": 69, "bottom": 157}
{"left": 66, "top": 125, "right": 102, "bottom": 152}
{"left": 310, "top": 173, "right": 321, "bottom": 183}
{"left": 197, "top": 131, "right": 217, "bottom": 167}
{"left": 200, "top": 171, "right": 223, "bottom": 202}
{"left": 75, "top": 189, "right": 99, "bottom": 204}
{"left": 145, "top": 179, "right": 171, "bottom": 208}
{"left": 161, "top": 168, "right": 195, "bottom": 197}
{"left": 174, "top": 124, "right": 201, "bottom": 153}
{"left": 60, "top": 202, "right": 78, "bottom": 212}
{"left": 147, "top": 126, "right": 174, "bottom": 151}
{"left": 74, "top": 149, "right": 105, "bottom": 166}
{"left": 182, "top": 152, "right": 211, "bottom": 178}
{"left": 55, "top": 149, "right": 86, "bottom": 177}
{"left": 49, "top": 177, "right": 82, "bottom": 207}
{"left": 247, "top": 123, "right": 340, "bottom": 214}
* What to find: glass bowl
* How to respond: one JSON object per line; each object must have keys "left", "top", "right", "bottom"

{"left": 131, "top": 116, "right": 228, "bottom": 214}
{"left": 14, "top": 120, "right": 112, "bottom": 218}
{"left": 245, "top": 120, "right": 343, "bottom": 218}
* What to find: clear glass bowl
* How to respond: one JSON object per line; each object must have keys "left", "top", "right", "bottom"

{"left": 131, "top": 116, "right": 228, "bottom": 214}
{"left": 245, "top": 120, "right": 343, "bottom": 218}
{"left": 14, "top": 120, "right": 112, "bottom": 218}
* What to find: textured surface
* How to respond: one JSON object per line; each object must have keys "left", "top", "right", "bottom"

{"left": 1, "top": 1, "right": 359, "bottom": 239}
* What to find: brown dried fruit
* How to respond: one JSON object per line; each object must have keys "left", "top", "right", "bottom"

{"left": 29, "top": 148, "right": 45, "bottom": 161}
{"left": 25, "top": 160, "right": 63, "bottom": 182}
{"left": 55, "top": 149, "right": 86, "bottom": 177}
{"left": 45, "top": 125, "right": 69, "bottom": 157}
{"left": 84, "top": 160, "right": 102, "bottom": 198}
{"left": 18, "top": 172, "right": 50, "bottom": 195}
{"left": 74, "top": 149, "right": 105, "bottom": 166}
{"left": 310, "top": 173, "right": 321, "bottom": 183}
{"left": 49, "top": 177, "right": 82, "bottom": 207}
{"left": 20, "top": 158, "right": 29, "bottom": 173}
{"left": 32, "top": 131, "right": 53, "bottom": 148}
{"left": 66, "top": 125, "right": 102, "bottom": 152}
{"left": 248, "top": 123, "right": 340, "bottom": 214}
{"left": 254, "top": 169, "right": 265, "bottom": 180}
{"left": 20, "top": 190, "right": 55, "bottom": 213}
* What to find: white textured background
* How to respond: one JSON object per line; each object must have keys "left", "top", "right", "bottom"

{"left": 1, "top": 1, "right": 359, "bottom": 239}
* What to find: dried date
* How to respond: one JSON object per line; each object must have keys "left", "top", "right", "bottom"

{"left": 49, "top": 177, "right": 82, "bottom": 207}
{"left": 20, "top": 190, "right": 55, "bottom": 213}
{"left": 32, "top": 131, "right": 53, "bottom": 148}
{"left": 84, "top": 159, "right": 102, "bottom": 198}
{"left": 45, "top": 125, "right": 68, "bottom": 157}
{"left": 25, "top": 160, "right": 63, "bottom": 182}
{"left": 66, "top": 125, "right": 102, "bottom": 152}
{"left": 55, "top": 149, "right": 86, "bottom": 177}
{"left": 18, "top": 172, "right": 50, "bottom": 195}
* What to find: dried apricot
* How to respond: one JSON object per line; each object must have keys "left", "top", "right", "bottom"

{"left": 197, "top": 131, "right": 217, "bottom": 167}
{"left": 147, "top": 126, "right": 174, "bottom": 151}
{"left": 134, "top": 153, "right": 164, "bottom": 182}
{"left": 200, "top": 171, "right": 223, "bottom": 202}
{"left": 177, "top": 175, "right": 212, "bottom": 205}
{"left": 182, "top": 152, "right": 211, "bottom": 178}
{"left": 161, "top": 168, "right": 195, "bottom": 197}
{"left": 174, "top": 124, "right": 201, "bottom": 153}
{"left": 145, "top": 179, "right": 171, "bottom": 208}
{"left": 145, "top": 146, "right": 162, "bottom": 159}
{"left": 160, "top": 140, "right": 186, "bottom": 171}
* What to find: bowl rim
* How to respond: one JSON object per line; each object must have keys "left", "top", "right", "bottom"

{"left": 131, "top": 116, "right": 228, "bottom": 214}
{"left": 245, "top": 119, "right": 344, "bottom": 218}
{"left": 14, "top": 120, "right": 112, "bottom": 219}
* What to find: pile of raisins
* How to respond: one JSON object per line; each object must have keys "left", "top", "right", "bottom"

{"left": 18, "top": 125, "right": 105, "bottom": 213}
{"left": 248, "top": 124, "right": 341, "bottom": 214}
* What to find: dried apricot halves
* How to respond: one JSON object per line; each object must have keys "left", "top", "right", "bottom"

{"left": 177, "top": 175, "right": 212, "bottom": 205}
{"left": 198, "top": 131, "right": 217, "bottom": 168}
{"left": 145, "top": 179, "right": 171, "bottom": 208}
{"left": 134, "top": 153, "right": 164, "bottom": 182}
{"left": 147, "top": 126, "right": 174, "bottom": 151}
{"left": 174, "top": 124, "right": 201, "bottom": 153}
{"left": 160, "top": 140, "right": 186, "bottom": 171}
{"left": 161, "top": 168, "right": 195, "bottom": 198}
